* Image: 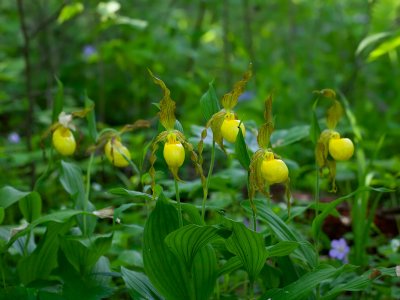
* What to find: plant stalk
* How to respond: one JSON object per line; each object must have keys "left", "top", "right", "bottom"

{"left": 202, "top": 140, "right": 216, "bottom": 220}
{"left": 174, "top": 178, "right": 183, "bottom": 227}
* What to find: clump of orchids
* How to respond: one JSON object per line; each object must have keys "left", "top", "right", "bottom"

{"left": 248, "top": 96, "right": 290, "bottom": 227}
{"left": 314, "top": 89, "right": 354, "bottom": 192}
{"left": 148, "top": 70, "right": 204, "bottom": 226}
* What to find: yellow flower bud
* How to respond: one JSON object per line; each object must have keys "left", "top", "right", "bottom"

{"left": 52, "top": 126, "right": 76, "bottom": 156}
{"left": 328, "top": 132, "right": 354, "bottom": 161}
{"left": 163, "top": 133, "right": 185, "bottom": 168}
{"left": 220, "top": 112, "right": 245, "bottom": 143}
{"left": 261, "top": 152, "right": 289, "bottom": 184}
{"left": 105, "top": 138, "right": 131, "bottom": 167}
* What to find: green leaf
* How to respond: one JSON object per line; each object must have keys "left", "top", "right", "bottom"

{"left": 217, "top": 256, "right": 243, "bottom": 277}
{"left": 17, "top": 221, "right": 73, "bottom": 284}
{"left": 242, "top": 200, "right": 317, "bottom": 268}
{"left": 200, "top": 81, "right": 220, "bottom": 121}
{"left": 271, "top": 125, "right": 310, "bottom": 148}
{"left": 165, "top": 224, "right": 225, "bottom": 271}
{"left": 225, "top": 220, "right": 267, "bottom": 282}
{"left": 260, "top": 264, "right": 341, "bottom": 300}
{"left": 234, "top": 126, "right": 251, "bottom": 170}
{"left": 266, "top": 241, "right": 299, "bottom": 258}
{"left": 0, "top": 186, "right": 30, "bottom": 209}
{"left": 368, "top": 33, "right": 400, "bottom": 61}
{"left": 143, "top": 193, "right": 216, "bottom": 300}
{"left": 322, "top": 275, "right": 371, "bottom": 300}
{"left": 60, "top": 234, "right": 113, "bottom": 274}
{"left": 85, "top": 94, "right": 98, "bottom": 142}
{"left": 18, "top": 191, "right": 41, "bottom": 222}
{"left": 6, "top": 210, "right": 89, "bottom": 249}
{"left": 53, "top": 78, "right": 64, "bottom": 123}
{"left": 312, "top": 186, "right": 392, "bottom": 240}
{"left": 108, "top": 187, "right": 152, "bottom": 201}
{"left": 356, "top": 32, "right": 392, "bottom": 55}
{"left": 57, "top": 3, "right": 84, "bottom": 24}
{"left": 0, "top": 207, "right": 4, "bottom": 224}
{"left": 60, "top": 160, "right": 85, "bottom": 207}
{"left": 174, "top": 119, "right": 185, "bottom": 134}
{"left": 60, "top": 160, "right": 96, "bottom": 235}
{"left": 121, "top": 267, "right": 163, "bottom": 300}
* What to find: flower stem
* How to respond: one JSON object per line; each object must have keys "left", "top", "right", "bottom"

{"left": 201, "top": 140, "right": 216, "bottom": 220}
{"left": 84, "top": 153, "right": 94, "bottom": 236}
{"left": 174, "top": 178, "right": 183, "bottom": 227}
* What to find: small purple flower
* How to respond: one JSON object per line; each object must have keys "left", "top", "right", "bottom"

{"left": 329, "top": 238, "right": 349, "bottom": 262}
{"left": 8, "top": 132, "right": 20, "bottom": 144}
{"left": 82, "top": 45, "right": 96, "bottom": 58}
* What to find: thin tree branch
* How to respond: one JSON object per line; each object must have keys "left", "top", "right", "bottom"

{"left": 30, "top": 1, "right": 68, "bottom": 39}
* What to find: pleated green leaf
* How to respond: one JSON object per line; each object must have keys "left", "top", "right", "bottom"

{"left": 266, "top": 241, "right": 299, "bottom": 258}
{"left": 108, "top": 188, "right": 153, "bottom": 201}
{"left": 18, "top": 191, "right": 41, "bottom": 222}
{"left": 225, "top": 221, "right": 267, "bottom": 282}
{"left": 217, "top": 256, "right": 243, "bottom": 277}
{"left": 242, "top": 200, "right": 317, "bottom": 268}
{"left": 200, "top": 81, "right": 220, "bottom": 121}
{"left": 165, "top": 224, "right": 225, "bottom": 271}
{"left": 143, "top": 193, "right": 217, "bottom": 300}
{"left": 322, "top": 275, "right": 371, "bottom": 300}
{"left": 17, "top": 221, "right": 73, "bottom": 284}
{"left": 121, "top": 267, "right": 164, "bottom": 300}
{"left": 60, "top": 160, "right": 96, "bottom": 235}
{"left": 0, "top": 186, "right": 30, "bottom": 209}
{"left": 60, "top": 234, "right": 113, "bottom": 275}
{"left": 260, "top": 264, "right": 340, "bottom": 300}
{"left": 234, "top": 126, "right": 251, "bottom": 170}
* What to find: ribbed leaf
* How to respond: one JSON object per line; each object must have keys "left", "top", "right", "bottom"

{"left": 312, "top": 186, "right": 392, "bottom": 240}
{"left": 260, "top": 264, "right": 340, "bottom": 300}
{"left": 200, "top": 81, "right": 220, "bottom": 121}
{"left": 217, "top": 256, "right": 243, "bottom": 277}
{"left": 225, "top": 221, "right": 267, "bottom": 282}
{"left": 165, "top": 224, "right": 224, "bottom": 271}
{"left": 322, "top": 275, "right": 371, "bottom": 300}
{"left": 6, "top": 210, "right": 90, "bottom": 249}
{"left": 121, "top": 267, "right": 163, "bottom": 300}
{"left": 18, "top": 191, "right": 41, "bottom": 222}
{"left": 266, "top": 241, "right": 299, "bottom": 258}
{"left": 242, "top": 200, "right": 317, "bottom": 268}
{"left": 108, "top": 188, "right": 152, "bottom": 201}
{"left": 60, "top": 234, "right": 113, "bottom": 274}
{"left": 0, "top": 186, "right": 30, "bottom": 209}
{"left": 60, "top": 160, "right": 96, "bottom": 235}
{"left": 234, "top": 126, "right": 251, "bottom": 170}
{"left": 143, "top": 193, "right": 217, "bottom": 300}
{"left": 17, "top": 221, "right": 73, "bottom": 284}
{"left": 356, "top": 32, "right": 392, "bottom": 55}
{"left": 271, "top": 125, "right": 310, "bottom": 148}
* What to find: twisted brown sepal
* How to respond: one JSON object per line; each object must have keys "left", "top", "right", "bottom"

{"left": 148, "top": 69, "right": 176, "bottom": 131}
{"left": 221, "top": 64, "right": 252, "bottom": 110}
{"left": 257, "top": 95, "right": 274, "bottom": 149}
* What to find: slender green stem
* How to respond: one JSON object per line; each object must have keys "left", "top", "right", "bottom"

{"left": 174, "top": 178, "right": 183, "bottom": 227}
{"left": 249, "top": 280, "right": 254, "bottom": 299}
{"left": 33, "top": 147, "right": 54, "bottom": 191}
{"left": 201, "top": 140, "right": 216, "bottom": 220}
{"left": 84, "top": 153, "right": 95, "bottom": 236}
{"left": 314, "top": 161, "right": 321, "bottom": 261}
